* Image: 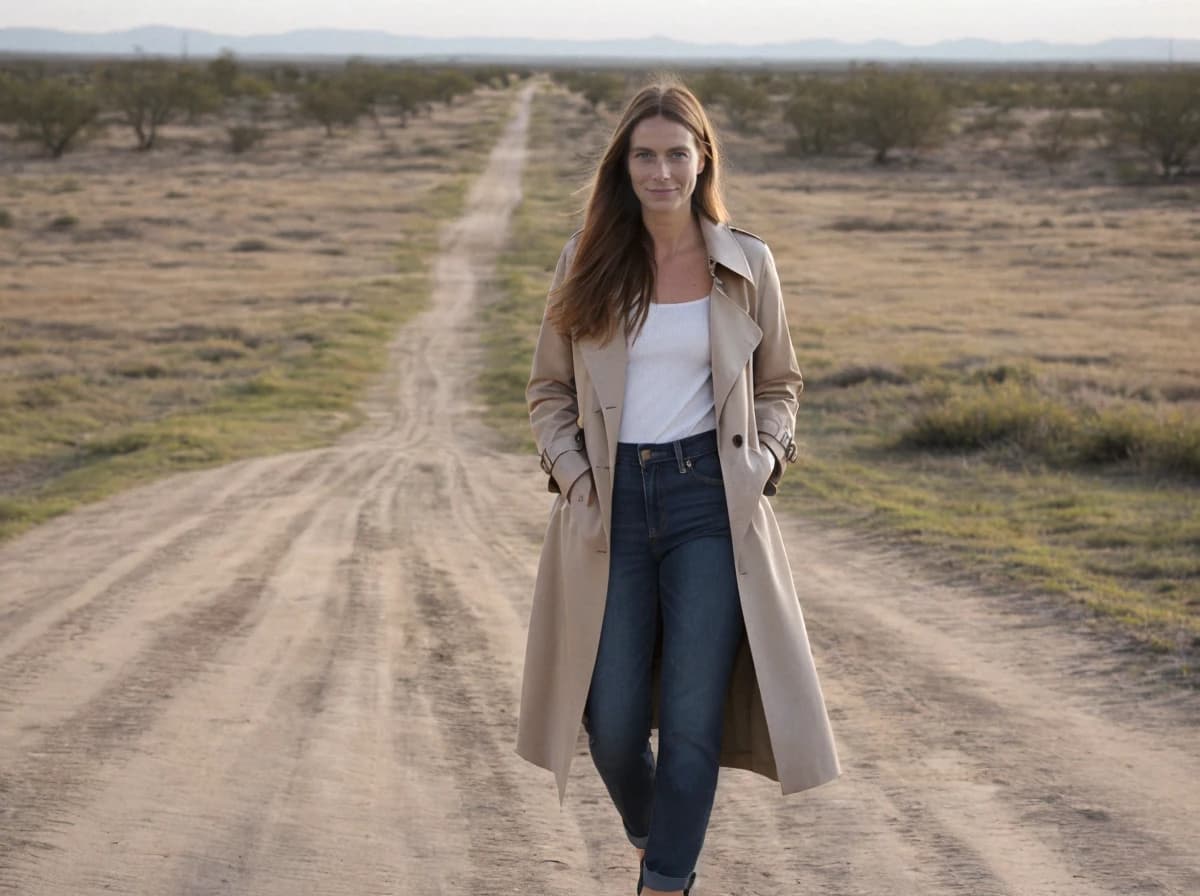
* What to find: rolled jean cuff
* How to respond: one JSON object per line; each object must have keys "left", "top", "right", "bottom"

{"left": 626, "top": 828, "right": 649, "bottom": 849}
{"left": 641, "top": 864, "right": 694, "bottom": 892}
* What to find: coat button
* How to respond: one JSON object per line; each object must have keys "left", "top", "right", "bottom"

{"left": 732, "top": 433, "right": 744, "bottom": 448}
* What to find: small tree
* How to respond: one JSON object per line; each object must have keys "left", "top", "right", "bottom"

{"left": 690, "top": 69, "right": 738, "bottom": 108}
{"left": 269, "top": 63, "right": 304, "bottom": 94}
{"left": 207, "top": 49, "right": 240, "bottom": 98}
{"left": 847, "top": 66, "right": 952, "bottom": 164}
{"left": 388, "top": 70, "right": 428, "bottom": 128}
{"left": 99, "top": 60, "right": 198, "bottom": 150}
{"left": 1031, "top": 109, "right": 1102, "bottom": 173}
{"left": 1, "top": 74, "right": 100, "bottom": 158}
{"left": 431, "top": 70, "right": 475, "bottom": 107}
{"left": 720, "top": 78, "right": 771, "bottom": 134}
{"left": 1106, "top": 70, "right": 1200, "bottom": 179}
{"left": 298, "top": 77, "right": 363, "bottom": 136}
{"left": 177, "top": 66, "right": 223, "bottom": 125}
{"left": 568, "top": 72, "right": 626, "bottom": 113}
{"left": 785, "top": 78, "right": 850, "bottom": 155}
{"left": 229, "top": 74, "right": 273, "bottom": 115}
{"left": 343, "top": 59, "right": 393, "bottom": 138}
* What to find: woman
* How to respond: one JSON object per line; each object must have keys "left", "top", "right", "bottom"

{"left": 517, "top": 79, "right": 840, "bottom": 896}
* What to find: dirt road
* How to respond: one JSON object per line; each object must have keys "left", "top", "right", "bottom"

{"left": 2, "top": 84, "right": 1198, "bottom": 896}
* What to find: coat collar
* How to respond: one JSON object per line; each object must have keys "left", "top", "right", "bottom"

{"left": 700, "top": 216, "right": 756, "bottom": 284}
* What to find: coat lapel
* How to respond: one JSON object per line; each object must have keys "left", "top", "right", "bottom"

{"left": 579, "top": 334, "right": 626, "bottom": 478}
{"left": 702, "top": 218, "right": 762, "bottom": 422}
{"left": 709, "top": 283, "right": 762, "bottom": 423}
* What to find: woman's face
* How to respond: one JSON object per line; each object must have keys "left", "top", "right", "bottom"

{"left": 626, "top": 115, "right": 706, "bottom": 216}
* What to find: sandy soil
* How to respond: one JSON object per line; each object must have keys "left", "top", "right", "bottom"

{"left": 2, "top": 83, "right": 1199, "bottom": 896}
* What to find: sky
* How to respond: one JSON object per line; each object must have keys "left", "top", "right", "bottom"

{"left": 3, "top": 0, "right": 1198, "bottom": 45}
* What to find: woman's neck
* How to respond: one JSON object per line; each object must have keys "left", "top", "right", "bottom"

{"left": 642, "top": 209, "right": 704, "bottom": 261}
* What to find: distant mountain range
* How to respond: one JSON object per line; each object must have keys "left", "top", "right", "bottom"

{"left": 1, "top": 26, "right": 1197, "bottom": 62}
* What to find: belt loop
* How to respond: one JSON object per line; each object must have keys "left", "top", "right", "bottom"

{"left": 673, "top": 439, "right": 685, "bottom": 473}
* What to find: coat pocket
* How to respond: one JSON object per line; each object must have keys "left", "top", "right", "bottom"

{"left": 564, "top": 471, "right": 607, "bottom": 551}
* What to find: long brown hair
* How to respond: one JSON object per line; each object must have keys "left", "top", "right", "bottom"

{"left": 549, "top": 78, "right": 729, "bottom": 344}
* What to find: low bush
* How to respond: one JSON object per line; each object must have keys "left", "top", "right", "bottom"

{"left": 816, "top": 364, "right": 910, "bottom": 388}
{"left": 901, "top": 382, "right": 1073, "bottom": 455}
{"left": 1106, "top": 69, "right": 1200, "bottom": 178}
{"left": 900, "top": 382, "right": 1200, "bottom": 479}
{"left": 785, "top": 78, "right": 851, "bottom": 155}
{"left": 227, "top": 124, "right": 267, "bottom": 153}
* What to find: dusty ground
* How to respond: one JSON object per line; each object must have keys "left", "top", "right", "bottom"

{"left": 2, "top": 83, "right": 1199, "bottom": 896}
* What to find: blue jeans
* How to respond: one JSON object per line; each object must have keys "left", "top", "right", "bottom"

{"left": 583, "top": 429, "right": 745, "bottom": 893}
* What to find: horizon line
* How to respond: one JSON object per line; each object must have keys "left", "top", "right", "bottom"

{"left": 3, "top": 24, "right": 1199, "bottom": 47}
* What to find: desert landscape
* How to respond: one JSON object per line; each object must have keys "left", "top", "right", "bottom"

{"left": 1, "top": 61, "right": 1199, "bottom": 894}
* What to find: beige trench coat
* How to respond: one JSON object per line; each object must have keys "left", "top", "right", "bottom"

{"left": 516, "top": 215, "right": 841, "bottom": 803}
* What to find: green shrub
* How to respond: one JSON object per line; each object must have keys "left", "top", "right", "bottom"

{"left": 555, "top": 71, "right": 627, "bottom": 112}
{"left": 901, "top": 382, "right": 1073, "bottom": 456}
{"left": 1077, "top": 408, "right": 1200, "bottom": 477}
{"left": 785, "top": 78, "right": 850, "bottom": 155}
{"left": 297, "top": 77, "right": 364, "bottom": 136}
{"left": 1149, "top": 416, "right": 1200, "bottom": 478}
{"left": 97, "top": 59, "right": 209, "bottom": 150}
{"left": 2, "top": 75, "right": 100, "bottom": 158}
{"left": 207, "top": 49, "right": 240, "bottom": 98}
{"left": 901, "top": 382, "right": 1200, "bottom": 479}
{"left": 83, "top": 432, "right": 153, "bottom": 457}
{"left": 846, "top": 66, "right": 952, "bottom": 164}
{"left": 817, "top": 364, "right": 909, "bottom": 388}
{"left": 717, "top": 78, "right": 772, "bottom": 134}
{"left": 1106, "top": 70, "right": 1200, "bottom": 178}
{"left": 227, "top": 124, "right": 266, "bottom": 153}
{"left": 1032, "top": 110, "right": 1104, "bottom": 172}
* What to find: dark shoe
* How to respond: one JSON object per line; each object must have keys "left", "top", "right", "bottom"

{"left": 637, "top": 869, "right": 697, "bottom": 895}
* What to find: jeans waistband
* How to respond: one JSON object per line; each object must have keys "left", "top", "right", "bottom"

{"left": 615, "top": 429, "right": 719, "bottom": 468}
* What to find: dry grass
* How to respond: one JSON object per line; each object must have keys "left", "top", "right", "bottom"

{"left": 0, "top": 85, "right": 519, "bottom": 539}
{"left": 489, "top": 84, "right": 1200, "bottom": 673}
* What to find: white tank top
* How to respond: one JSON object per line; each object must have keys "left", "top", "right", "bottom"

{"left": 618, "top": 294, "right": 717, "bottom": 444}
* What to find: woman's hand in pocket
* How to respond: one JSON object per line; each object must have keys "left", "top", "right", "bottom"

{"left": 567, "top": 470, "right": 596, "bottom": 506}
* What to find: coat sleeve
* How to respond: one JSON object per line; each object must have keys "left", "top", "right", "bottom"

{"left": 527, "top": 237, "right": 592, "bottom": 497}
{"left": 751, "top": 242, "right": 803, "bottom": 494}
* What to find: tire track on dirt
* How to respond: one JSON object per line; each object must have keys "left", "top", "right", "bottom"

{"left": 0, "top": 448, "right": 334, "bottom": 660}
{"left": 768, "top": 520, "right": 1200, "bottom": 896}
{"left": 0, "top": 509, "right": 316, "bottom": 883}
{"left": 0, "top": 449, "right": 360, "bottom": 741}
{"left": 0, "top": 453, "right": 385, "bottom": 892}
{"left": 2, "top": 448, "right": 401, "bottom": 895}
